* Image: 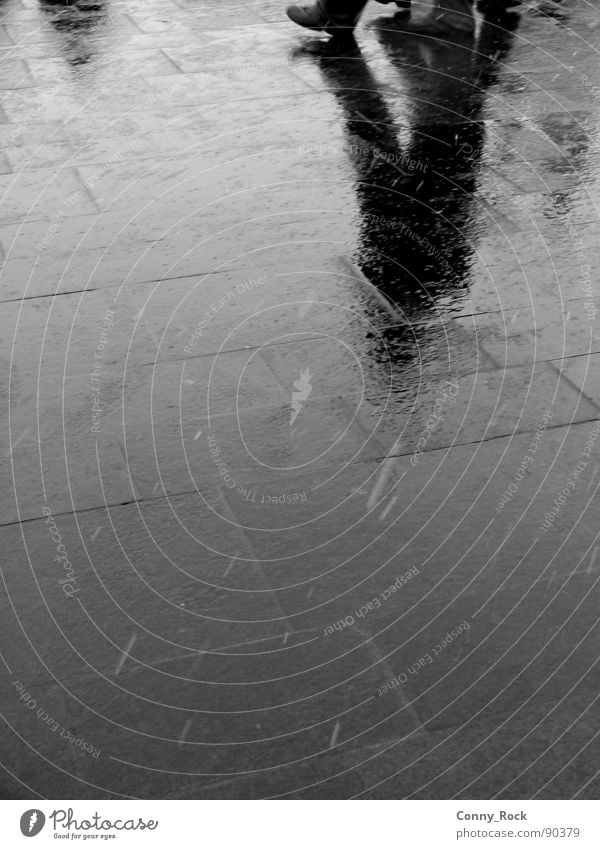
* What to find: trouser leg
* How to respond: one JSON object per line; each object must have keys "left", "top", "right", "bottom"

{"left": 430, "top": 0, "right": 475, "bottom": 30}
{"left": 319, "top": 0, "right": 370, "bottom": 21}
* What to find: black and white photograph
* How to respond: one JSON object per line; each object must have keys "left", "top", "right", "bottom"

{"left": 0, "top": 0, "right": 599, "bottom": 838}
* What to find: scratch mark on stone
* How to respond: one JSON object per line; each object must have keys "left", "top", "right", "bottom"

{"left": 114, "top": 634, "right": 136, "bottom": 676}
{"left": 379, "top": 495, "right": 397, "bottom": 522}
{"left": 178, "top": 719, "right": 192, "bottom": 749}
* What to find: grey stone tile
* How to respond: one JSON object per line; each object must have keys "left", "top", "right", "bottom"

{"left": 0, "top": 167, "right": 99, "bottom": 224}
{"left": 556, "top": 353, "right": 600, "bottom": 407}
{"left": 112, "top": 361, "right": 382, "bottom": 500}
{"left": 363, "top": 361, "right": 599, "bottom": 458}
{"left": 453, "top": 299, "right": 600, "bottom": 367}
{"left": 5, "top": 141, "right": 74, "bottom": 171}
{"left": 0, "top": 120, "right": 68, "bottom": 148}
{"left": 0, "top": 58, "right": 35, "bottom": 89}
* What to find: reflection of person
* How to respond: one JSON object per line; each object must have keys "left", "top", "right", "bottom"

{"left": 304, "top": 17, "right": 518, "bottom": 326}
{"left": 40, "top": 0, "right": 108, "bottom": 66}
{"left": 286, "top": 0, "right": 476, "bottom": 36}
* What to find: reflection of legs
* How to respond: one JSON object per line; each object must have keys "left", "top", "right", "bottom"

{"left": 405, "top": 0, "right": 475, "bottom": 34}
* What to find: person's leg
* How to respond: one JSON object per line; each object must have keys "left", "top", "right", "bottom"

{"left": 477, "top": 0, "right": 520, "bottom": 8}
{"left": 476, "top": 0, "right": 520, "bottom": 18}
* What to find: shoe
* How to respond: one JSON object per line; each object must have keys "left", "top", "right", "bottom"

{"left": 286, "top": 2, "right": 361, "bottom": 35}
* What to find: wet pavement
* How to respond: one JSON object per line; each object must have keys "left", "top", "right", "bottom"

{"left": 1, "top": 0, "right": 600, "bottom": 800}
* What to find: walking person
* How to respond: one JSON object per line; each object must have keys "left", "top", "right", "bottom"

{"left": 286, "top": 0, "right": 521, "bottom": 36}
{"left": 286, "top": 0, "right": 477, "bottom": 36}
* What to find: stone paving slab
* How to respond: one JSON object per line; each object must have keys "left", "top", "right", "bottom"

{"left": 157, "top": 686, "right": 600, "bottom": 799}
